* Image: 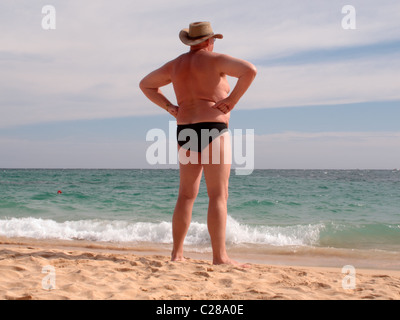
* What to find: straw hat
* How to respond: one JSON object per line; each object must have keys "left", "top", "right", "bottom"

{"left": 179, "top": 22, "right": 223, "bottom": 46}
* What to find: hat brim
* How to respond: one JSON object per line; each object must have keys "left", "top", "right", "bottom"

{"left": 179, "top": 29, "right": 223, "bottom": 46}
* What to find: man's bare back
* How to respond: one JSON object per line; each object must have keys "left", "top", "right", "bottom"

{"left": 170, "top": 50, "right": 231, "bottom": 125}
{"left": 140, "top": 40, "right": 256, "bottom": 124}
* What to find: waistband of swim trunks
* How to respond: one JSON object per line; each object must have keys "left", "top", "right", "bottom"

{"left": 177, "top": 122, "right": 227, "bottom": 129}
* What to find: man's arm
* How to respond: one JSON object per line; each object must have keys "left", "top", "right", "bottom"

{"left": 213, "top": 54, "right": 257, "bottom": 114}
{"left": 139, "top": 61, "right": 179, "bottom": 117}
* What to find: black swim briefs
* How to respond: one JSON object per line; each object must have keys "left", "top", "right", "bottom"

{"left": 176, "top": 122, "right": 228, "bottom": 152}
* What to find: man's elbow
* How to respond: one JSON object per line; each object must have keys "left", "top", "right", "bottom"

{"left": 240, "top": 64, "right": 257, "bottom": 82}
{"left": 139, "top": 79, "right": 147, "bottom": 92}
{"left": 248, "top": 64, "right": 257, "bottom": 79}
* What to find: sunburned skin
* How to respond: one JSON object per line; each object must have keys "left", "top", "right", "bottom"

{"left": 170, "top": 49, "right": 231, "bottom": 125}
{"left": 140, "top": 39, "right": 256, "bottom": 126}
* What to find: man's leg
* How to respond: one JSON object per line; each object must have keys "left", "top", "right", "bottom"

{"left": 171, "top": 148, "right": 203, "bottom": 261}
{"left": 202, "top": 132, "right": 237, "bottom": 265}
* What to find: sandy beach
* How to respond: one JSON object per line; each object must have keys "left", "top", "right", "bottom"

{"left": 1, "top": 237, "right": 399, "bottom": 300}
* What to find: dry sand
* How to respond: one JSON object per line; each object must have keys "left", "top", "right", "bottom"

{"left": 1, "top": 237, "right": 399, "bottom": 300}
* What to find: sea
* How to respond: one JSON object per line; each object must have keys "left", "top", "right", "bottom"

{"left": 1, "top": 169, "right": 399, "bottom": 269}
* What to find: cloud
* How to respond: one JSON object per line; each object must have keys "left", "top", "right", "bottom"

{"left": 1, "top": 130, "right": 399, "bottom": 169}
{"left": 212, "top": 0, "right": 400, "bottom": 58}
{"left": 1, "top": 0, "right": 400, "bottom": 129}
{"left": 254, "top": 131, "right": 400, "bottom": 169}
{"left": 247, "top": 52, "right": 400, "bottom": 109}
{"left": 0, "top": 137, "right": 150, "bottom": 169}
{"left": 2, "top": 0, "right": 400, "bottom": 169}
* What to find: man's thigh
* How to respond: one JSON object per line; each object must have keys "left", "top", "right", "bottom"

{"left": 202, "top": 133, "right": 231, "bottom": 198}
{"left": 178, "top": 148, "right": 203, "bottom": 198}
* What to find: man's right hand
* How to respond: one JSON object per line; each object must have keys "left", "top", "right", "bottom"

{"left": 212, "top": 97, "right": 235, "bottom": 114}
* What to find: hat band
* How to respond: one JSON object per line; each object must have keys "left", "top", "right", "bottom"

{"left": 188, "top": 32, "right": 214, "bottom": 40}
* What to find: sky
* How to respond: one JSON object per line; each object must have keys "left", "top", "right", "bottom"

{"left": 1, "top": 0, "right": 399, "bottom": 169}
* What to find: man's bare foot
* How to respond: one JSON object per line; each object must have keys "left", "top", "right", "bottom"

{"left": 213, "top": 258, "right": 251, "bottom": 268}
{"left": 171, "top": 251, "right": 186, "bottom": 262}
{"left": 171, "top": 256, "right": 186, "bottom": 262}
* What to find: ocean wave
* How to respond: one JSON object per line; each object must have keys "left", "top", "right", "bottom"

{"left": 0, "top": 216, "right": 323, "bottom": 247}
{"left": 318, "top": 222, "right": 400, "bottom": 250}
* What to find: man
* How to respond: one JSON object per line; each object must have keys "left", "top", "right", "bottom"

{"left": 140, "top": 22, "right": 256, "bottom": 266}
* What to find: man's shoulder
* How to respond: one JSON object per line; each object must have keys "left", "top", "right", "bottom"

{"left": 159, "top": 55, "right": 183, "bottom": 71}
{"left": 167, "top": 52, "right": 190, "bottom": 66}
{"left": 168, "top": 51, "right": 230, "bottom": 69}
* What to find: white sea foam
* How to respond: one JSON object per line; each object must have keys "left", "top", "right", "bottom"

{"left": 0, "top": 216, "right": 323, "bottom": 247}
